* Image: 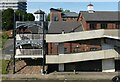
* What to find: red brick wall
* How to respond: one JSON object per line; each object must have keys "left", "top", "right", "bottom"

{"left": 107, "top": 23, "right": 116, "bottom": 29}
{"left": 78, "top": 14, "right": 90, "bottom": 31}
{"left": 86, "top": 23, "right": 117, "bottom": 30}
{"left": 50, "top": 11, "right": 62, "bottom": 21}
{"left": 48, "top": 40, "right": 101, "bottom": 55}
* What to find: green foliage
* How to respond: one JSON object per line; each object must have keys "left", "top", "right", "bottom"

{"left": 2, "top": 9, "right": 35, "bottom": 31}
{"left": 2, "top": 33, "right": 9, "bottom": 39}
{"left": 1, "top": 60, "right": 10, "bottom": 74}
{"left": 2, "top": 8, "right": 14, "bottom": 30}
{"left": 27, "top": 13, "right": 35, "bottom": 21}
{"left": 57, "top": 8, "right": 70, "bottom": 12}
{"left": 1, "top": 33, "right": 8, "bottom": 48}
{"left": 47, "top": 13, "right": 50, "bottom": 21}
{"left": 64, "top": 10, "right": 70, "bottom": 12}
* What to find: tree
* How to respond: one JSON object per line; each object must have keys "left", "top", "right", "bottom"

{"left": 27, "top": 13, "right": 35, "bottom": 21}
{"left": 2, "top": 9, "right": 35, "bottom": 30}
{"left": 57, "top": 8, "right": 63, "bottom": 12}
{"left": 47, "top": 13, "right": 50, "bottom": 21}
{"left": 64, "top": 10, "right": 70, "bottom": 12}
{"left": 15, "top": 10, "right": 27, "bottom": 21}
{"left": 2, "top": 8, "right": 14, "bottom": 30}
{"left": 57, "top": 8, "right": 70, "bottom": 13}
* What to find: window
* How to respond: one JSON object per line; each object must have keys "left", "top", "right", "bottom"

{"left": 63, "top": 18, "right": 66, "bottom": 21}
{"left": 101, "top": 23, "right": 107, "bottom": 29}
{"left": 54, "top": 16, "right": 59, "bottom": 21}
{"left": 116, "top": 22, "right": 120, "bottom": 29}
{"left": 89, "top": 23, "right": 96, "bottom": 30}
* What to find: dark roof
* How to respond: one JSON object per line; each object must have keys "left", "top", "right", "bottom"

{"left": 50, "top": 8, "right": 62, "bottom": 12}
{"left": 81, "top": 11, "right": 119, "bottom": 21}
{"left": 88, "top": 3, "right": 93, "bottom": 6}
{"left": 48, "top": 21, "right": 83, "bottom": 34}
{"left": 62, "top": 12, "right": 78, "bottom": 18}
{"left": 34, "top": 10, "right": 45, "bottom": 14}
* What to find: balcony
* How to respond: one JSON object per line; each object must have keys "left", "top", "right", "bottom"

{"left": 15, "top": 49, "right": 43, "bottom": 58}
{"left": 46, "top": 29, "right": 120, "bottom": 43}
{"left": 16, "top": 34, "right": 43, "bottom": 40}
{"left": 46, "top": 49, "right": 119, "bottom": 64}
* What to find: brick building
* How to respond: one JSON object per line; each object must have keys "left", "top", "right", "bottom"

{"left": 50, "top": 8, "right": 78, "bottom": 21}
{"left": 46, "top": 4, "right": 120, "bottom": 73}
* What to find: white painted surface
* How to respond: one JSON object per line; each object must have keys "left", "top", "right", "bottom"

{"left": 16, "top": 34, "right": 21, "bottom": 40}
{"left": 46, "top": 29, "right": 120, "bottom": 43}
{"left": 46, "top": 49, "right": 119, "bottom": 64}
{"left": 15, "top": 55, "right": 43, "bottom": 58}
{"left": 87, "top": 4, "right": 94, "bottom": 13}
{"left": 16, "top": 49, "right": 21, "bottom": 55}
{"left": 102, "top": 59, "right": 115, "bottom": 72}
{"left": 59, "top": 64, "right": 64, "bottom": 72}
{"left": 34, "top": 14, "right": 46, "bottom": 21}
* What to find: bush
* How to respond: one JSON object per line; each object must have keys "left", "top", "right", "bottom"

{"left": 2, "top": 33, "right": 9, "bottom": 39}
{"left": 1, "top": 60, "right": 10, "bottom": 74}
{"left": 2, "top": 33, "right": 9, "bottom": 48}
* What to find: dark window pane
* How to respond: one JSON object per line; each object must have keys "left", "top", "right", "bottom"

{"left": 101, "top": 23, "right": 107, "bottom": 29}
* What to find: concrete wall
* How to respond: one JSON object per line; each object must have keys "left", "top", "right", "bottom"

{"left": 46, "top": 29, "right": 119, "bottom": 43}
{"left": 46, "top": 49, "right": 119, "bottom": 64}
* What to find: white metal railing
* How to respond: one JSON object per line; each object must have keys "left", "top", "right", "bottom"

{"left": 16, "top": 34, "right": 43, "bottom": 40}
{"left": 19, "top": 49, "right": 43, "bottom": 55}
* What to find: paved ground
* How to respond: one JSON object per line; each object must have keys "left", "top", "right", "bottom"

{"left": 1, "top": 80, "right": 113, "bottom": 82}
{"left": 1, "top": 72, "right": 119, "bottom": 81}
{"left": 2, "top": 39, "right": 13, "bottom": 60}
{"left": 2, "top": 39, "right": 14, "bottom": 55}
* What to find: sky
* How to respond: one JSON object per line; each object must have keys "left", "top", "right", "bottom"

{"left": 27, "top": 1, "right": 119, "bottom": 14}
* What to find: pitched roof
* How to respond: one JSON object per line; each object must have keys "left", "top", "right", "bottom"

{"left": 34, "top": 9, "right": 45, "bottom": 14}
{"left": 62, "top": 12, "right": 78, "bottom": 18}
{"left": 48, "top": 21, "right": 83, "bottom": 34}
{"left": 50, "top": 8, "right": 62, "bottom": 12}
{"left": 88, "top": 3, "right": 93, "bottom": 6}
{"left": 80, "top": 11, "right": 119, "bottom": 21}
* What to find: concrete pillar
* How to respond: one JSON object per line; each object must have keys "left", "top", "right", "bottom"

{"left": 58, "top": 43, "right": 64, "bottom": 71}
{"left": 58, "top": 43, "right": 64, "bottom": 55}
{"left": 16, "top": 34, "right": 21, "bottom": 40}
{"left": 59, "top": 64, "right": 64, "bottom": 72}
{"left": 16, "top": 49, "right": 21, "bottom": 55}
{"left": 102, "top": 59, "right": 115, "bottom": 72}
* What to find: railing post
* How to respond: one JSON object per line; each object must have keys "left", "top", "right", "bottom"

{"left": 13, "top": 11, "right": 16, "bottom": 74}
{"left": 42, "top": 21, "right": 45, "bottom": 74}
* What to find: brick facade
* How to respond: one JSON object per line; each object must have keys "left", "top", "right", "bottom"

{"left": 48, "top": 39, "right": 101, "bottom": 55}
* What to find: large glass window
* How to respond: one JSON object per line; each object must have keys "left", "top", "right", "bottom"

{"left": 101, "top": 23, "right": 107, "bottom": 29}
{"left": 116, "top": 22, "right": 120, "bottom": 29}
{"left": 89, "top": 23, "right": 96, "bottom": 30}
{"left": 54, "top": 16, "right": 59, "bottom": 21}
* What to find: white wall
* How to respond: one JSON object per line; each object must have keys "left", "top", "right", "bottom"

{"left": 34, "top": 14, "right": 46, "bottom": 21}
{"left": 102, "top": 59, "right": 115, "bottom": 72}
